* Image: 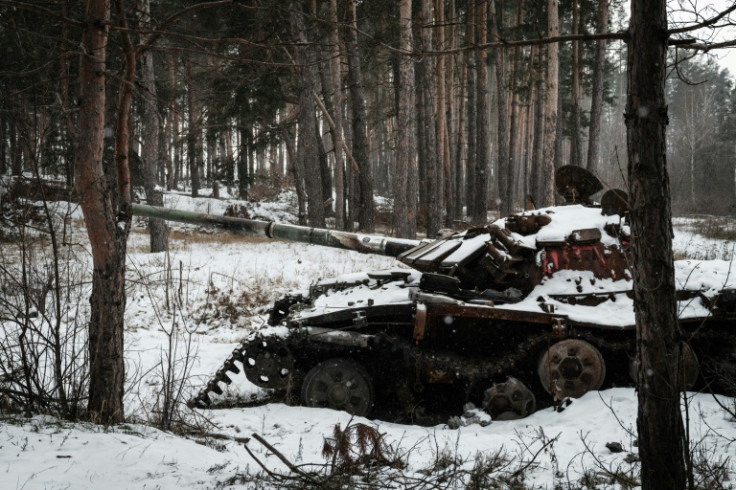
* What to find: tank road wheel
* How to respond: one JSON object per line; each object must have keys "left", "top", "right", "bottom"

{"left": 242, "top": 338, "right": 295, "bottom": 390}
{"left": 301, "top": 358, "right": 374, "bottom": 417}
{"left": 538, "top": 339, "right": 606, "bottom": 399}
{"left": 482, "top": 377, "right": 536, "bottom": 420}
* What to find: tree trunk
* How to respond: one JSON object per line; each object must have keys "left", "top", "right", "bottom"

{"left": 166, "top": 54, "right": 179, "bottom": 190}
{"left": 345, "top": 0, "right": 375, "bottom": 232}
{"left": 139, "top": 0, "right": 167, "bottom": 253}
{"left": 0, "top": 119, "right": 5, "bottom": 176}
{"left": 206, "top": 130, "right": 216, "bottom": 187}
{"left": 290, "top": 3, "right": 325, "bottom": 227}
{"left": 329, "top": 0, "right": 346, "bottom": 229}
{"left": 416, "top": 77, "right": 428, "bottom": 225}
{"left": 491, "top": 0, "right": 510, "bottom": 217}
{"left": 523, "top": 73, "right": 535, "bottom": 204}
{"left": 395, "top": 0, "right": 418, "bottom": 238}
{"left": 509, "top": 0, "right": 526, "bottom": 213}
{"left": 453, "top": 47, "right": 467, "bottom": 223}
{"left": 587, "top": 0, "right": 609, "bottom": 175}
{"left": 316, "top": 117, "right": 332, "bottom": 217}
{"left": 224, "top": 128, "right": 234, "bottom": 191}
{"left": 436, "top": 0, "right": 453, "bottom": 227}
{"left": 10, "top": 118, "right": 21, "bottom": 176}
{"left": 570, "top": 0, "right": 583, "bottom": 167}
{"left": 473, "top": 0, "right": 489, "bottom": 223}
{"left": 465, "top": 4, "right": 477, "bottom": 219}
{"left": 238, "top": 123, "right": 250, "bottom": 200}
{"left": 419, "top": 0, "right": 440, "bottom": 237}
{"left": 284, "top": 105, "right": 307, "bottom": 225}
{"left": 541, "top": 0, "right": 559, "bottom": 207}
{"left": 531, "top": 44, "right": 545, "bottom": 205}
{"left": 75, "top": 0, "right": 128, "bottom": 424}
{"left": 185, "top": 59, "right": 201, "bottom": 197}
{"left": 627, "top": 1, "right": 687, "bottom": 489}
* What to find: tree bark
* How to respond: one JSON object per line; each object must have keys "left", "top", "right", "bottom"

{"left": 453, "top": 45, "right": 467, "bottom": 224}
{"left": 316, "top": 117, "right": 332, "bottom": 217}
{"left": 283, "top": 110, "right": 308, "bottom": 225}
{"left": 418, "top": 0, "right": 440, "bottom": 237}
{"left": 473, "top": 0, "right": 489, "bottom": 223}
{"left": 185, "top": 59, "right": 201, "bottom": 197}
{"left": 570, "top": 0, "right": 583, "bottom": 167}
{"left": 0, "top": 119, "right": 5, "bottom": 176}
{"left": 587, "top": 0, "right": 609, "bottom": 175}
{"left": 531, "top": 44, "right": 545, "bottom": 205}
{"left": 541, "top": 0, "right": 559, "bottom": 207}
{"left": 139, "top": 0, "right": 167, "bottom": 252}
{"left": 345, "top": 0, "right": 375, "bottom": 232}
{"left": 465, "top": 4, "right": 477, "bottom": 219}
{"left": 491, "top": 0, "right": 510, "bottom": 217}
{"left": 290, "top": 2, "right": 325, "bottom": 227}
{"left": 328, "top": 0, "right": 346, "bottom": 229}
{"left": 10, "top": 118, "right": 21, "bottom": 176}
{"left": 436, "top": 0, "right": 453, "bottom": 227}
{"left": 395, "top": 0, "right": 418, "bottom": 238}
{"left": 626, "top": 1, "right": 687, "bottom": 489}
{"left": 506, "top": 0, "right": 525, "bottom": 216}
{"left": 166, "top": 54, "right": 178, "bottom": 190}
{"left": 238, "top": 123, "right": 250, "bottom": 200}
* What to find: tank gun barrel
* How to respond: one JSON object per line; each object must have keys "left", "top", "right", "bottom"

{"left": 132, "top": 203, "right": 421, "bottom": 257}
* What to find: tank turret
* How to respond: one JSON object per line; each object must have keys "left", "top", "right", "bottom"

{"left": 133, "top": 167, "right": 629, "bottom": 297}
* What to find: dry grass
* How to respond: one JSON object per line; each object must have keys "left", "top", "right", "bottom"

{"left": 689, "top": 217, "right": 736, "bottom": 241}
{"left": 167, "top": 229, "right": 270, "bottom": 246}
{"left": 128, "top": 225, "right": 272, "bottom": 253}
{"left": 674, "top": 216, "right": 736, "bottom": 241}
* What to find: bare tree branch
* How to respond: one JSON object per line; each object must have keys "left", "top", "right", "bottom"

{"left": 0, "top": 0, "right": 84, "bottom": 28}
{"left": 673, "top": 39, "right": 736, "bottom": 53}
{"left": 668, "top": 3, "right": 736, "bottom": 35}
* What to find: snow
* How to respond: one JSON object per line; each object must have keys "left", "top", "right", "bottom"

{"left": 3, "top": 391, "right": 734, "bottom": 489}
{"left": 500, "top": 205, "right": 626, "bottom": 248}
{"left": 1, "top": 417, "right": 236, "bottom": 489}
{"left": 2, "top": 193, "right": 735, "bottom": 489}
{"left": 292, "top": 271, "right": 417, "bottom": 322}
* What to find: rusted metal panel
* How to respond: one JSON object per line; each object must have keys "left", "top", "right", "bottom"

{"left": 542, "top": 243, "right": 630, "bottom": 281}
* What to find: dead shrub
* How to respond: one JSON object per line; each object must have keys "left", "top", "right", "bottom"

{"left": 322, "top": 421, "right": 404, "bottom": 473}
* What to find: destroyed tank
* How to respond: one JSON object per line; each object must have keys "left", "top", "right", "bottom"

{"left": 132, "top": 167, "right": 736, "bottom": 422}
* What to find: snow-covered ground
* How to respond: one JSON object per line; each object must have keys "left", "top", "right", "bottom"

{"left": 1, "top": 193, "right": 735, "bottom": 489}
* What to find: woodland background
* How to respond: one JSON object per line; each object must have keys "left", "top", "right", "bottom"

{"left": 1, "top": 0, "right": 735, "bottom": 241}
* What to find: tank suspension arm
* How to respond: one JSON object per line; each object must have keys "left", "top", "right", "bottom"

{"left": 132, "top": 203, "right": 421, "bottom": 257}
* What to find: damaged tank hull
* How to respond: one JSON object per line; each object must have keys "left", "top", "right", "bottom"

{"left": 189, "top": 265, "right": 735, "bottom": 422}
{"left": 134, "top": 167, "right": 736, "bottom": 422}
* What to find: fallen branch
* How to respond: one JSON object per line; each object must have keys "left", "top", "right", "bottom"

{"left": 250, "top": 432, "right": 320, "bottom": 485}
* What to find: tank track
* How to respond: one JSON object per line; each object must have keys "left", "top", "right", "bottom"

{"left": 188, "top": 331, "right": 299, "bottom": 409}
{"left": 188, "top": 318, "right": 640, "bottom": 415}
{"left": 188, "top": 340, "right": 252, "bottom": 409}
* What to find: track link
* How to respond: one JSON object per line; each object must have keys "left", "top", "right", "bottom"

{"left": 188, "top": 333, "right": 297, "bottom": 409}
{"left": 188, "top": 341, "right": 250, "bottom": 409}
